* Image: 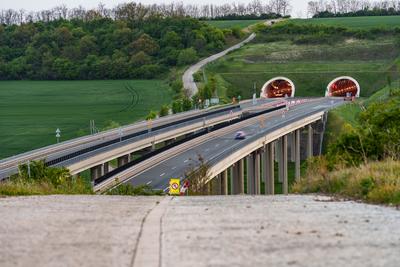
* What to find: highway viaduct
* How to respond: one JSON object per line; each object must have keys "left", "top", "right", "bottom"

{"left": 95, "top": 97, "right": 342, "bottom": 195}
{"left": 0, "top": 95, "right": 343, "bottom": 195}
{"left": 0, "top": 99, "right": 283, "bottom": 183}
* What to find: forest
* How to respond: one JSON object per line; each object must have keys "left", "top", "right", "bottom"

{"left": 0, "top": 11, "right": 229, "bottom": 80}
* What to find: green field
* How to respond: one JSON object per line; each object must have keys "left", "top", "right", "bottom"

{"left": 0, "top": 80, "right": 172, "bottom": 159}
{"left": 205, "top": 20, "right": 263, "bottom": 29}
{"left": 290, "top": 16, "right": 400, "bottom": 29}
{"left": 206, "top": 37, "right": 399, "bottom": 99}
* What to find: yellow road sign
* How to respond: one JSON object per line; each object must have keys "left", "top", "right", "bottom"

{"left": 169, "top": 179, "right": 180, "bottom": 195}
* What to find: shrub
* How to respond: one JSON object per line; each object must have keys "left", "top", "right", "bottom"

{"left": 177, "top": 48, "right": 198, "bottom": 66}
{"left": 159, "top": 104, "right": 169, "bottom": 117}
{"left": 0, "top": 160, "right": 92, "bottom": 196}
{"left": 293, "top": 159, "right": 400, "bottom": 205}
{"left": 106, "top": 184, "right": 163, "bottom": 196}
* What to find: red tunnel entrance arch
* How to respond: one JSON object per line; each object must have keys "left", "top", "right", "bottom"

{"left": 261, "top": 77, "right": 295, "bottom": 98}
{"left": 326, "top": 77, "right": 360, "bottom": 97}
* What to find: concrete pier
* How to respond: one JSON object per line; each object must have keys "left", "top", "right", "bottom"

{"left": 231, "top": 159, "right": 244, "bottom": 194}
{"left": 221, "top": 169, "right": 228, "bottom": 195}
{"left": 264, "top": 143, "right": 275, "bottom": 195}
{"left": 90, "top": 165, "right": 103, "bottom": 182}
{"left": 295, "top": 129, "right": 301, "bottom": 181}
{"left": 117, "top": 154, "right": 130, "bottom": 167}
{"left": 281, "top": 135, "right": 288, "bottom": 195}
{"left": 307, "top": 124, "right": 313, "bottom": 159}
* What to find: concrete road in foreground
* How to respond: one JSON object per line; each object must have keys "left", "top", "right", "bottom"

{"left": 1, "top": 195, "right": 399, "bottom": 267}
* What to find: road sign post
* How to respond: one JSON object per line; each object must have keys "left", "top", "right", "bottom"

{"left": 55, "top": 128, "right": 61, "bottom": 143}
{"left": 169, "top": 179, "right": 181, "bottom": 195}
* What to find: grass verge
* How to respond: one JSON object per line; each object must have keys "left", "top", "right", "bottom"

{"left": 292, "top": 157, "right": 400, "bottom": 206}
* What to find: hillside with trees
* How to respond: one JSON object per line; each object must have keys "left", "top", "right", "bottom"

{"left": 0, "top": 10, "right": 230, "bottom": 80}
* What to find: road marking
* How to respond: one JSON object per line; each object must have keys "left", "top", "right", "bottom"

{"left": 171, "top": 166, "right": 176, "bottom": 170}
{"left": 184, "top": 159, "right": 189, "bottom": 163}
{"left": 163, "top": 187, "right": 169, "bottom": 192}
{"left": 160, "top": 173, "right": 165, "bottom": 177}
{"left": 146, "top": 181, "right": 152, "bottom": 185}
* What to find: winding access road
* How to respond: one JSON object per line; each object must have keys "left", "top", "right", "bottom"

{"left": 182, "top": 19, "right": 282, "bottom": 96}
{"left": 182, "top": 33, "right": 256, "bottom": 96}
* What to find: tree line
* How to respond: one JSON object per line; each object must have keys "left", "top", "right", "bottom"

{"left": 0, "top": 1, "right": 292, "bottom": 25}
{"left": 0, "top": 10, "right": 240, "bottom": 80}
{"left": 308, "top": 0, "right": 400, "bottom": 17}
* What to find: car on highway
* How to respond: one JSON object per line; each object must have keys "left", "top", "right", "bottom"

{"left": 235, "top": 131, "right": 246, "bottom": 140}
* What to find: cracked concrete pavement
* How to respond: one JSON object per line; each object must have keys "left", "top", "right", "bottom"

{"left": 1, "top": 195, "right": 399, "bottom": 267}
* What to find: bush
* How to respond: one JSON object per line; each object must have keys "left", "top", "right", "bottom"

{"left": 177, "top": 48, "right": 198, "bottom": 66}
{"left": 159, "top": 104, "right": 169, "bottom": 117}
{"left": 327, "top": 95, "right": 400, "bottom": 167}
{"left": 0, "top": 160, "right": 92, "bottom": 196}
{"left": 292, "top": 159, "right": 400, "bottom": 205}
{"left": 106, "top": 184, "right": 163, "bottom": 196}
{"left": 182, "top": 97, "right": 193, "bottom": 111}
{"left": 172, "top": 100, "right": 183, "bottom": 114}
{"left": 146, "top": 110, "right": 157, "bottom": 120}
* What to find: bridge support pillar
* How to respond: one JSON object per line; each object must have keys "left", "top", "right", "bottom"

{"left": 247, "top": 154, "right": 254, "bottom": 194}
{"left": 290, "top": 132, "right": 296, "bottom": 162}
{"left": 90, "top": 165, "right": 103, "bottom": 183}
{"left": 103, "top": 162, "right": 110, "bottom": 175}
{"left": 278, "top": 138, "right": 283, "bottom": 183}
{"left": 212, "top": 175, "right": 221, "bottom": 195}
{"left": 264, "top": 143, "right": 275, "bottom": 195}
{"left": 255, "top": 151, "right": 261, "bottom": 194}
{"left": 307, "top": 124, "right": 313, "bottom": 159}
{"left": 117, "top": 154, "right": 130, "bottom": 167}
{"left": 247, "top": 151, "right": 261, "bottom": 195}
{"left": 295, "top": 129, "right": 301, "bottom": 181}
{"left": 221, "top": 170, "right": 228, "bottom": 195}
{"left": 232, "top": 159, "right": 244, "bottom": 194}
{"left": 279, "top": 135, "right": 288, "bottom": 195}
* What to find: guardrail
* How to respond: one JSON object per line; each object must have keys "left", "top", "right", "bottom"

{"left": 94, "top": 102, "right": 286, "bottom": 193}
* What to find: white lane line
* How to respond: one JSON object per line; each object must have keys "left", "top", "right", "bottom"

{"left": 184, "top": 159, "right": 188, "bottom": 163}
{"left": 146, "top": 181, "right": 152, "bottom": 185}
{"left": 171, "top": 166, "right": 176, "bottom": 170}
{"left": 160, "top": 173, "right": 165, "bottom": 177}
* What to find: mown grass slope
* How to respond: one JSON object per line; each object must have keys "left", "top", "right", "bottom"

{"left": 205, "top": 20, "right": 263, "bottom": 29}
{"left": 290, "top": 16, "right": 400, "bottom": 29}
{"left": 0, "top": 80, "right": 172, "bottom": 159}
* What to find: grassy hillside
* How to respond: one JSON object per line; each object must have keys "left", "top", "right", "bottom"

{"left": 0, "top": 80, "right": 172, "bottom": 159}
{"left": 291, "top": 16, "right": 400, "bottom": 29}
{"left": 205, "top": 20, "right": 263, "bottom": 29}
{"left": 206, "top": 38, "right": 399, "bottom": 99}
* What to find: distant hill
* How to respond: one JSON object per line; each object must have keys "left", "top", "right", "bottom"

{"left": 204, "top": 19, "right": 400, "bottom": 100}
{"left": 290, "top": 16, "right": 400, "bottom": 29}
{"left": 0, "top": 16, "right": 239, "bottom": 80}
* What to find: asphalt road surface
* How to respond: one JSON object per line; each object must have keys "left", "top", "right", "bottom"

{"left": 125, "top": 98, "right": 343, "bottom": 191}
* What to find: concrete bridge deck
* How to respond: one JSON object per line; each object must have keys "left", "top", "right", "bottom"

{"left": 1, "top": 195, "right": 399, "bottom": 267}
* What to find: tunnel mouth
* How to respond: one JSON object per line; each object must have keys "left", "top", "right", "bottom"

{"left": 326, "top": 76, "right": 360, "bottom": 97}
{"left": 261, "top": 77, "right": 295, "bottom": 98}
